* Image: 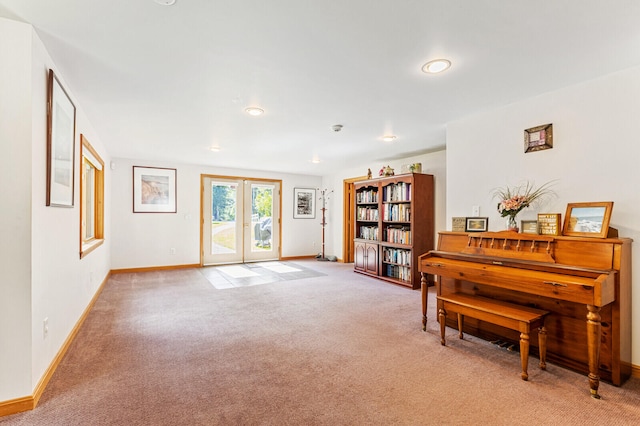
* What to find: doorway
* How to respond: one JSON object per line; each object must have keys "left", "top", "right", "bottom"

{"left": 201, "top": 175, "right": 281, "bottom": 265}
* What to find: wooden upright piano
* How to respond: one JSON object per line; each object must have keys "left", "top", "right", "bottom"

{"left": 419, "top": 231, "right": 632, "bottom": 398}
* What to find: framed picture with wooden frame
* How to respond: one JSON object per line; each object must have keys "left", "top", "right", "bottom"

{"left": 538, "top": 213, "right": 562, "bottom": 236}
{"left": 562, "top": 202, "right": 613, "bottom": 238}
{"left": 465, "top": 217, "right": 488, "bottom": 232}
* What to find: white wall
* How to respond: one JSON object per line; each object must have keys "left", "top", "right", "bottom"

{"left": 323, "top": 149, "right": 447, "bottom": 260}
{"left": 0, "top": 16, "right": 34, "bottom": 400}
{"left": 0, "top": 18, "right": 111, "bottom": 401}
{"left": 446, "top": 66, "right": 640, "bottom": 366}
{"left": 110, "top": 158, "right": 322, "bottom": 269}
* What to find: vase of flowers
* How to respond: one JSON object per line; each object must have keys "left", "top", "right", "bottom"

{"left": 493, "top": 181, "right": 555, "bottom": 232}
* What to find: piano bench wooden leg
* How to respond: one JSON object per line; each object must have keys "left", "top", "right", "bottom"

{"left": 438, "top": 308, "right": 447, "bottom": 346}
{"left": 457, "top": 313, "right": 464, "bottom": 339}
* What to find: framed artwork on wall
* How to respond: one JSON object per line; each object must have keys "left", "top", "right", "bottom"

{"left": 562, "top": 202, "right": 613, "bottom": 238}
{"left": 294, "top": 188, "right": 316, "bottom": 219}
{"left": 46, "top": 69, "right": 76, "bottom": 207}
{"left": 133, "top": 166, "right": 177, "bottom": 213}
{"left": 524, "top": 123, "right": 553, "bottom": 153}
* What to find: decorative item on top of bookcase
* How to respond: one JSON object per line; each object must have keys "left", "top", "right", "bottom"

{"left": 452, "top": 217, "right": 466, "bottom": 232}
{"left": 562, "top": 202, "right": 613, "bottom": 239}
{"left": 379, "top": 165, "right": 394, "bottom": 177}
{"left": 401, "top": 163, "right": 422, "bottom": 174}
{"left": 525, "top": 123, "right": 553, "bottom": 153}
{"left": 520, "top": 220, "right": 539, "bottom": 234}
{"left": 46, "top": 69, "right": 76, "bottom": 207}
{"left": 465, "top": 217, "right": 488, "bottom": 232}
{"left": 538, "top": 213, "right": 561, "bottom": 235}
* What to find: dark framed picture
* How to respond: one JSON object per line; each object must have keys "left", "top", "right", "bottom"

{"left": 133, "top": 166, "right": 177, "bottom": 213}
{"left": 520, "top": 220, "right": 539, "bottom": 234}
{"left": 46, "top": 69, "right": 76, "bottom": 207}
{"left": 524, "top": 123, "right": 553, "bottom": 153}
{"left": 465, "top": 217, "right": 488, "bottom": 232}
{"left": 294, "top": 188, "right": 316, "bottom": 219}
{"left": 562, "top": 202, "right": 613, "bottom": 238}
{"left": 538, "top": 213, "right": 562, "bottom": 236}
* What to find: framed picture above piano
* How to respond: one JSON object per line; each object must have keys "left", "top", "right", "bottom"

{"left": 562, "top": 202, "right": 613, "bottom": 238}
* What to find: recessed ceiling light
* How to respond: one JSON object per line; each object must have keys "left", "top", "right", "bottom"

{"left": 209, "top": 146, "right": 221, "bottom": 152}
{"left": 245, "top": 107, "right": 264, "bottom": 116}
{"left": 382, "top": 135, "right": 397, "bottom": 142}
{"left": 422, "top": 59, "right": 451, "bottom": 74}
{"left": 311, "top": 158, "right": 321, "bottom": 164}
{"left": 153, "top": 0, "right": 176, "bottom": 5}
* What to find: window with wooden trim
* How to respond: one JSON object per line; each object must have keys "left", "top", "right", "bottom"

{"left": 80, "top": 134, "right": 104, "bottom": 258}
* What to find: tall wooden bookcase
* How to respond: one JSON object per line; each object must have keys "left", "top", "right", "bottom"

{"left": 353, "top": 173, "right": 434, "bottom": 289}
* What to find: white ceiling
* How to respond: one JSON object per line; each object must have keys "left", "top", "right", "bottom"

{"left": 2, "top": 1, "right": 640, "bottom": 176}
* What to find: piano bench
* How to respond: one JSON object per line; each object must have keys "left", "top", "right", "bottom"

{"left": 437, "top": 293, "right": 549, "bottom": 381}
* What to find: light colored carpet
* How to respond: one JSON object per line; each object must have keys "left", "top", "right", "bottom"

{"left": 2, "top": 260, "right": 639, "bottom": 425}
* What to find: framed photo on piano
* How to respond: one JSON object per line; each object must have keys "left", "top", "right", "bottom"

{"left": 465, "top": 217, "right": 488, "bottom": 232}
{"left": 562, "top": 202, "right": 613, "bottom": 238}
{"left": 520, "top": 220, "right": 539, "bottom": 234}
{"left": 538, "top": 213, "right": 561, "bottom": 235}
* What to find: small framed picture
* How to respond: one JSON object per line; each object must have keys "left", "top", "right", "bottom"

{"left": 133, "top": 166, "right": 177, "bottom": 213}
{"left": 465, "top": 217, "right": 488, "bottom": 232}
{"left": 538, "top": 213, "right": 561, "bottom": 236}
{"left": 562, "top": 202, "right": 613, "bottom": 238}
{"left": 524, "top": 123, "right": 553, "bottom": 153}
{"left": 520, "top": 220, "right": 539, "bottom": 234}
{"left": 293, "top": 188, "right": 316, "bottom": 219}
{"left": 452, "top": 217, "right": 466, "bottom": 232}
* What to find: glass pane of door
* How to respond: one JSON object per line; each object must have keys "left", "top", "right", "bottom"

{"left": 244, "top": 181, "right": 280, "bottom": 262}
{"left": 203, "top": 178, "right": 243, "bottom": 265}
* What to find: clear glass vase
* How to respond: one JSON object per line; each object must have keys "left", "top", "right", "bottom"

{"left": 506, "top": 215, "right": 519, "bottom": 232}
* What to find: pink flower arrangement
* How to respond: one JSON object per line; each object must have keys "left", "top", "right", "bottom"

{"left": 493, "top": 181, "right": 555, "bottom": 218}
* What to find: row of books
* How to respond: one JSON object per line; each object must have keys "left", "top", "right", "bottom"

{"left": 356, "top": 190, "right": 378, "bottom": 204}
{"left": 382, "top": 247, "right": 411, "bottom": 266}
{"left": 384, "top": 264, "right": 411, "bottom": 282}
{"left": 382, "top": 182, "right": 411, "bottom": 202}
{"left": 356, "top": 206, "right": 379, "bottom": 221}
{"left": 382, "top": 203, "right": 411, "bottom": 221}
{"left": 358, "top": 225, "right": 378, "bottom": 240}
{"left": 384, "top": 226, "right": 411, "bottom": 244}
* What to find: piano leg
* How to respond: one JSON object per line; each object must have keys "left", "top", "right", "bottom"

{"left": 538, "top": 326, "right": 547, "bottom": 370}
{"left": 586, "top": 305, "right": 602, "bottom": 399}
{"left": 519, "top": 331, "right": 530, "bottom": 381}
{"left": 421, "top": 273, "right": 428, "bottom": 331}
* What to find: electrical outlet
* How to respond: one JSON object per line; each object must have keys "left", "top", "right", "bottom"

{"left": 170, "top": 248, "right": 176, "bottom": 255}
{"left": 43, "top": 318, "right": 49, "bottom": 339}
{"left": 472, "top": 205, "right": 480, "bottom": 216}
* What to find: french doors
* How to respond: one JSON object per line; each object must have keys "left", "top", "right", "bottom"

{"left": 202, "top": 176, "right": 280, "bottom": 265}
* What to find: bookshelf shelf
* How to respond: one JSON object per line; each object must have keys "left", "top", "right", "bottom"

{"left": 353, "top": 173, "right": 434, "bottom": 289}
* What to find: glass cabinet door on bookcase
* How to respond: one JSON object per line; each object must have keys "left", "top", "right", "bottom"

{"left": 354, "top": 181, "right": 380, "bottom": 276}
{"left": 381, "top": 180, "right": 413, "bottom": 285}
